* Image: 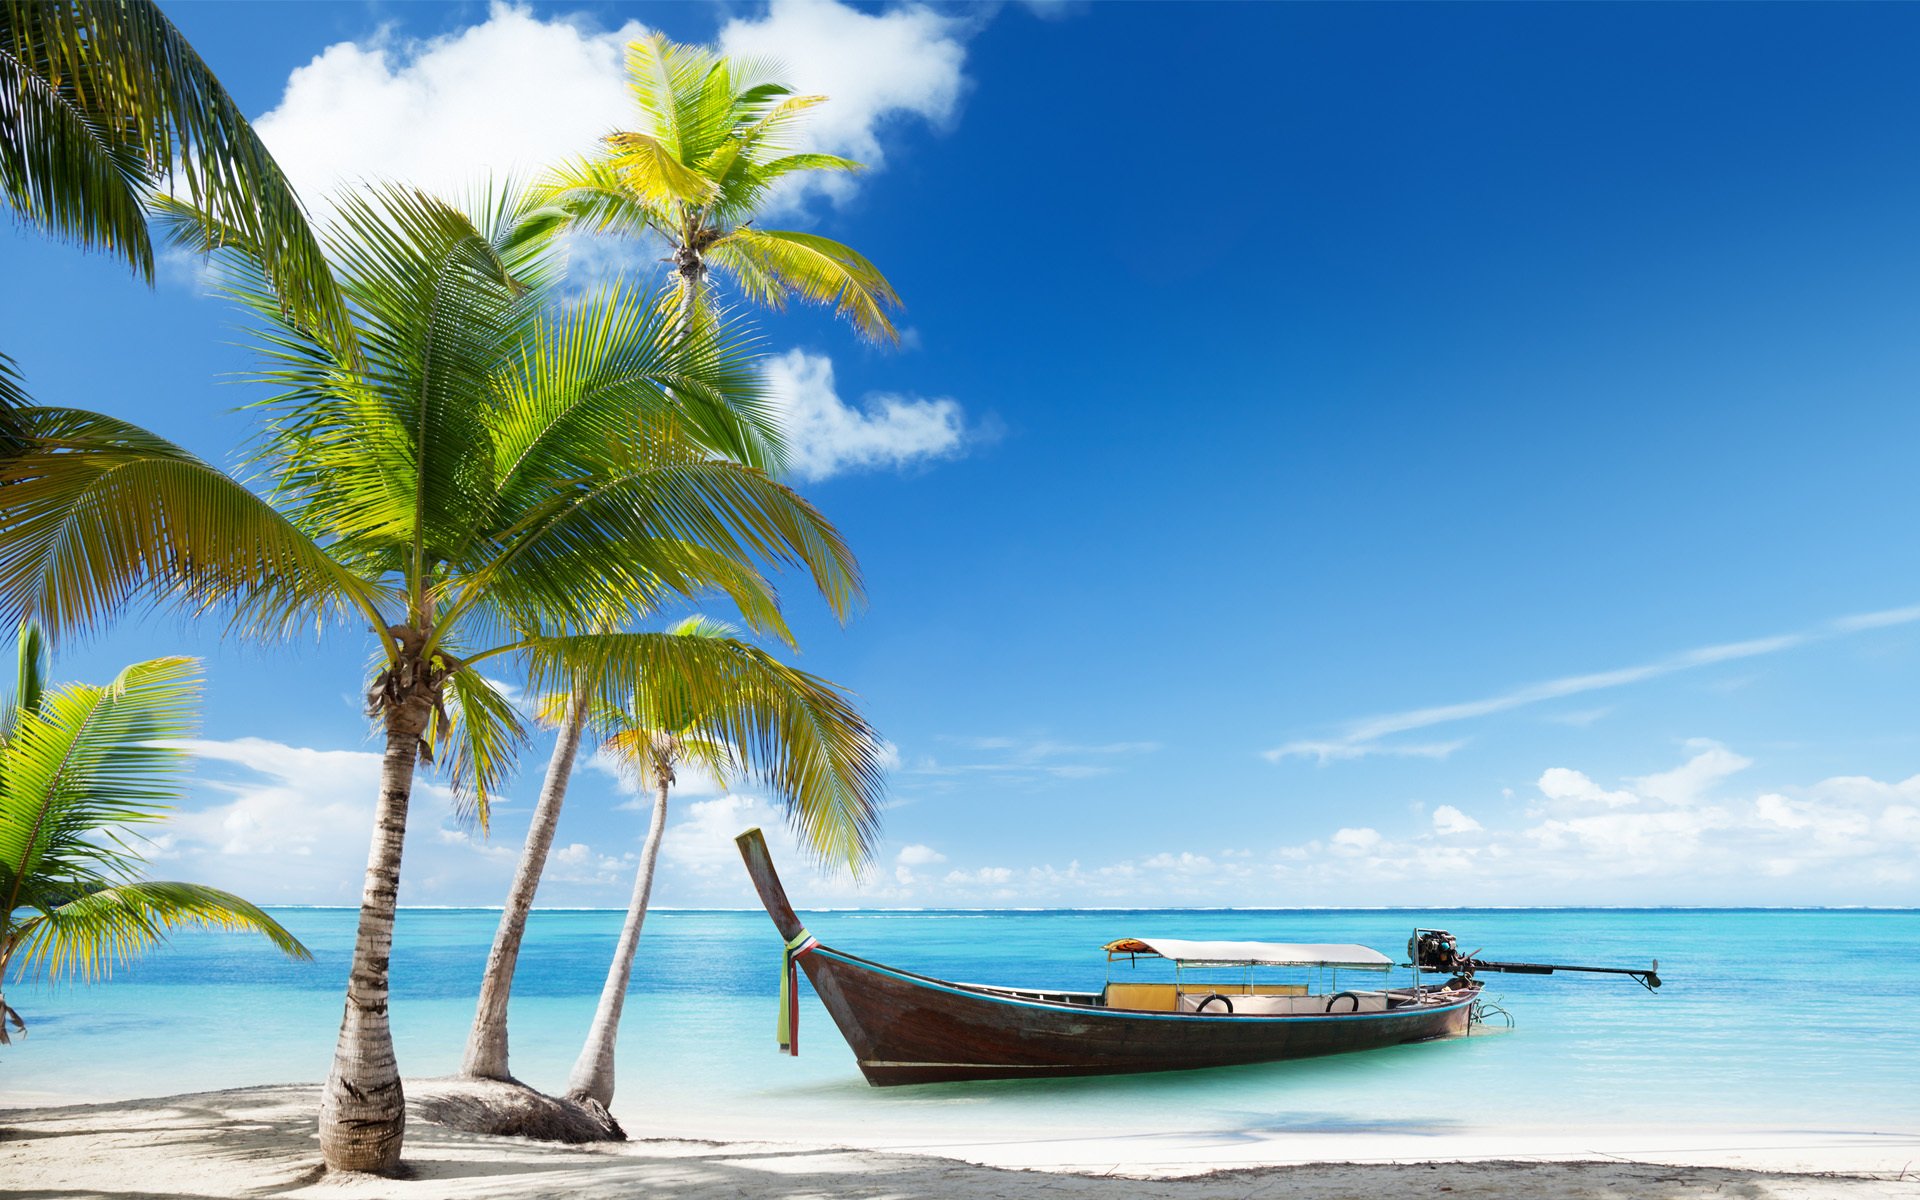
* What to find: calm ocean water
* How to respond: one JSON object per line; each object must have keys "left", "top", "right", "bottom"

{"left": 3, "top": 908, "right": 1915, "bottom": 1142}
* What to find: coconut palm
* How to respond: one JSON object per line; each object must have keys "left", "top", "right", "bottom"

{"left": 0, "top": 0, "right": 347, "bottom": 350}
{"left": 0, "top": 183, "right": 862, "bottom": 1173}
{"left": 562, "top": 615, "right": 884, "bottom": 1109}
{"left": 461, "top": 40, "right": 902, "bottom": 1088}
{"left": 538, "top": 33, "right": 902, "bottom": 340}
{"left": 0, "top": 623, "right": 309, "bottom": 1044}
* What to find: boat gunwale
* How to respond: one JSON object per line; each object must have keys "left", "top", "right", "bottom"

{"left": 808, "top": 943, "right": 1480, "bottom": 1025}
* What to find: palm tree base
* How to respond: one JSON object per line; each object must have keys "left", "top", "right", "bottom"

{"left": 409, "top": 1076, "right": 625, "bottom": 1144}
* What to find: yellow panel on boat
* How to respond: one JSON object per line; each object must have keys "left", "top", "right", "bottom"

{"left": 1104, "top": 983, "right": 1178, "bottom": 1010}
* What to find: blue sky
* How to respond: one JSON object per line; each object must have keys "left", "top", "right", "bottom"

{"left": 7, "top": 1, "right": 1920, "bottom": 907}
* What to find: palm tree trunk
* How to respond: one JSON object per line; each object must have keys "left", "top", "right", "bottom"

{"left": 671, "top": 246, "right": 704, "bottom": 332}
{"left": 317, "top": 699, "right": 427, "bottom": 1174}
{"left": 460, "top": 698, "right": 589, "bottom": 1080}
{"left": 0, "top": 939, "right": 17, "bottom": 1045}
{"left": 564, "top": 777, "right": 670, "bottom": 1108}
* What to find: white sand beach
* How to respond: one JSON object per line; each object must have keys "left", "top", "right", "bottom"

{"left": 3, "top": 1085, "right": 1915, "bottom": 1199}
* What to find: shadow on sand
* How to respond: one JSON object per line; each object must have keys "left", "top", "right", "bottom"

{"left": 0, "top": 1084, "right": 1904, "bottom": 1199}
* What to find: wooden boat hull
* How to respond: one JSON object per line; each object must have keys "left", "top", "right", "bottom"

{"left": 735, "top": 825, "right": 1477, "bottom": 1087}
{"left": 800, "top": 945, "right": 1477, "bottom": 1086}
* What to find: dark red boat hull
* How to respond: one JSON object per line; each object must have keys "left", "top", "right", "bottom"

{"left": 801, "top": 947, "right": 1476, "bottom": 1086}
{"left": 736, "top": 828, "right": 1476, "bottom": 1087}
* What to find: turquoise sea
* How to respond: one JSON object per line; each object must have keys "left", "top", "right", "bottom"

{"left": 3, "top": 908, "right": 1916, "bottom": 1144}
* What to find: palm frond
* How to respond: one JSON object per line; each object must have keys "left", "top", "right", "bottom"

{"left": 483, "top": 280, "right": 783, "bottom": 501}
{"left": 0, "top": 0, "right": 353, "bottom": 353}
{"left": 432, "top": 663, "right": 530, "bottom": 832}
{"left": 456, "top": 456, "right": 862, "bottom": 640}
{"left": 7, "top": 880, "right": 310, "bottom": 983}
{"left": 728, "top": 96, "right": 831, "bottom": 166}
{"left": 0, "top": 655, "right": 199, "bottom": 901}
{"left": 0, "top": 17, "right": 153, "bottom": 277}
{"left": 709, "top": 228, "right": 900, "bottom": 344}
{"left": 242, "top": 184, "right": 545, "bottom": 578}
{"left": 523, "top": 629, "right": 886, "bottom": 871}
{"left": 623, "top": 34, "right": 719, "bottom": 164}
{"left": 606, "top": 130, "right": 716, "bottom": 208}
{"left": 530, "top": 156, "right": 664, "bottom": 241}
{"left": 1, "top": 619, "right": 45, "bottom": 742}
{"left": 753, "top": 152, "right": 865, "bottom": 183}
{"left": 0, "top": 351, "right": 28, "bottom": 454}
{"left": 0, "top": 407, "right": 374, "bottom": 639}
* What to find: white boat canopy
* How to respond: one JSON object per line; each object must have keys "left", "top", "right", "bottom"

{"left": 1104, "top": 937, "right": 1395, "bottom": 971}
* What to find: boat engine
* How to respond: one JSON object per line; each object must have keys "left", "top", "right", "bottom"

{"left": 1410, "top": 929, "right": 1466, "bottom": 975}
{"left": 1409, "top": 928, "right": 1661, "bottom": 991}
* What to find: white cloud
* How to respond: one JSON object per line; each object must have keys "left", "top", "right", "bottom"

{"left": 585, "top": 744, "right": 727, "bottom": 804}
{"left": 763, "top": 349, "right": 967, "bottom": 481}
{"left": 1536, "top": 767, "right": 1640, "bottom": 809}
{"left": 1266, "top": 739, "right": 1465, "bottom": 765}
{"left": 1755, "top": 792, "right": 1813, "bottom": 830}
{"left": 943, "top": 866, "right": 1013, "bottom": 887}
{"left": 895, "top": 843, "right": 946, "bottom": 866}
{"left": 905, "top": 733, "right": 1160, "bottom": 789}
{"left": 253, "top": 0, "right": 972, "bottom": 222}
{"left": 716, "top": 0, "right": 967, "bottom": 208}
{"left": 1140, "top": 851, "right": 1215, "bottom": 874}
{"left": 161, "top": 737, "right": 527, "bottom": 904}
{"left": 1330, "top": 827, "right": 1382, "bottom": 855}
{"left": 1630, "top": 738, "right": 1751, "bottom": 805}
{"left": 1544, "top": 706, "right": 1612, "bottom": 728}
{"left": 825, "top": 744, "right": 1920, "bottom": 907}
{"left": 1265, "top": 602, "right": 1920, "bottom": 763}
{"left": 254, "top": 4, "right": 643, "bottom": 218}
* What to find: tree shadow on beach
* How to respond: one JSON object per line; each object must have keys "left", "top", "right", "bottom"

{"left": 1, "top": 1087, "right": 1905, "bottom": 1200}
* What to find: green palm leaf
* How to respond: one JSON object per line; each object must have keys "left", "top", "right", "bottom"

{"left": 523, "top": 627, "right": 886, "bottom": 871}
{"left": 0, "top": 655, "right": 198, "bottom": 896}
{"left": 709, "top": 228, "right": 900, "bottom": 342}
{"left": 0, "top": 0, "right": 352, "bottom": 354}
{"left": 8, "top": 881, "right": 310, "bottom": 984}
{"left": 0, "top": 407, "right": 376, "bottom": 638}
{"left": 433, "top": 658, "right": 530, "bottom": 831}
{"left": 539, "top": 34, "right": 903, "bottom": 350}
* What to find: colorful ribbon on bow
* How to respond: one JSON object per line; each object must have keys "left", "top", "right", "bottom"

{"left": 778, "top": 928, "right": 819, "bottom": 1054}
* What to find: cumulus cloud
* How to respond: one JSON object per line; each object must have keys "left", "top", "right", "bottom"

{"left": 1630, "top": 738, "right": 1751, "bottom": 805}
{"left": 254, "top": 4, "right": 641, "bottom": 217}
{"left": 716, "top": 0, "right": 968, "bottom": 209}
{"left": 252, "top": 0, "right": 971, "bottom": 220}
{"left": 763, "top": 349, "right": 967, "bottom": 481}
{"left": 159, "top": 738, "right": 538, "bottom": 903}
{"left": 584, "top": 743, "right": 728, "bottom": 805}
{"left": 1330, "top": 827, "right": 1382, "bottom": 855}
{"left": 895, "top": 843, "right": 946, "bottom": 866}
{"left": 143, "top": 735, "right": 674, "bottom": 906}
{"left": 825, "top": 743, "right": 1920, "bottom": 907}
{"left": 943, "top": 866, "right": 1014, "bottom": 887}
{"left": 1536, "top": 767, "right": 1640, "bottom": 809}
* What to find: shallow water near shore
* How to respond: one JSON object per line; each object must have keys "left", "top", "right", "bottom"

{"left": 4, "top": 908, "right": 1915, "bottom": 1146}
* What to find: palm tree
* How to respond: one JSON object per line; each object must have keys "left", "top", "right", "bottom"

{"left": 0, "top": 623, "right": 309, "bottom": 1044}
{"left": 0, "top": 0, "right": 348, "bottom": 349}
{"left": 460, "top": 39, "right": 904, "bottom": 1088}
{"left": 563, "top": 616, "right": 884, "bottom": 1108}
{"left": 538, "top": 33, "right": 902, "bottom": 340}
{"left": 0, "top": 183, "right": 862, "bottom": 1174}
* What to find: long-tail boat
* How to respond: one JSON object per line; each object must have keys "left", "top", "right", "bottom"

{"left": 735, "top": 829, "right": 1661, "bottom": 1086}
